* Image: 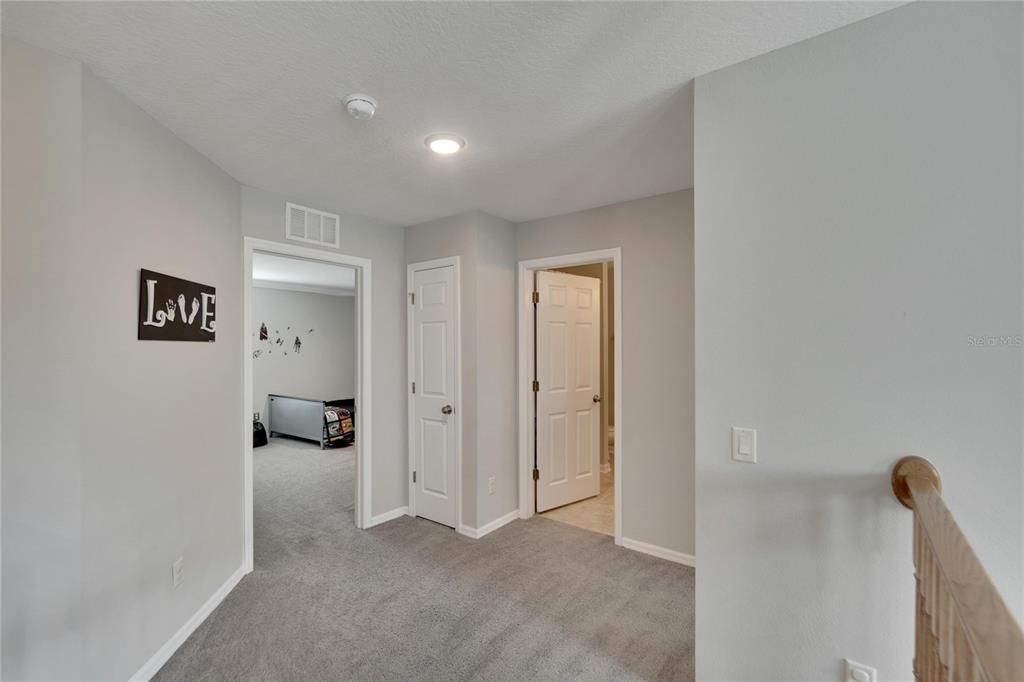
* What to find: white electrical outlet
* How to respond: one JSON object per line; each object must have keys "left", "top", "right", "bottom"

{"left": 844, "top": 659, "right": 876, "bottom": 682}
{"left": 488, "top": 476, "right": 496, "bottom": 495}
{"left": 172, "top": 556, "right": 184, "bottom": 588}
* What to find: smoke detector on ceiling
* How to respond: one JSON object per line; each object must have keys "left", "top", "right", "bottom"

{"left": 343, "top": 94, "right": 377, "bottom": 121}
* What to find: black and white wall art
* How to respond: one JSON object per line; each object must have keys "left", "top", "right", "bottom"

{"left": 138, "top": 269, "right": 216, "bottom": 341}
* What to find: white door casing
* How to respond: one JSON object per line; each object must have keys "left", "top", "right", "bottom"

{"left": 409, "top": 263, "right": 458, "bottom": 528}
{"left": 535, "top": 270, "right": 601, "bottom": 512}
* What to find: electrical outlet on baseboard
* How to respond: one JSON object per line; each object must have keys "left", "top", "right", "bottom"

{"left": 487, "top": 476, "right": 496, "bottom": 495}
{"left": 172, "top": 556, "right": 184, "bottom": 589}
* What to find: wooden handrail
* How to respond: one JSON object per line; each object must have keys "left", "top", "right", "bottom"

{"left": 891, "top": 456, "right": 1024, "bottom": 681}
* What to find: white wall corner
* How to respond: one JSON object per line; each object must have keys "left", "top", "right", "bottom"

{"left": 620, "top": 537, "right": 696, "bottom": 567}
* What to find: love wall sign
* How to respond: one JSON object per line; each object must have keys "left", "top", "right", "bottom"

{"left": 138, "top": 269, "right": 216, "bottom": 342}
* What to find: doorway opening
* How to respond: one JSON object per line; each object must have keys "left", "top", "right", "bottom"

{"left": 518, "top": 249, "right": 622, "bottom": 544}
{"left": 536, "top": 263, "right": 614, "bottom": 535}
{"left": 242, "top": 237, "right": 372, "bottom": 573}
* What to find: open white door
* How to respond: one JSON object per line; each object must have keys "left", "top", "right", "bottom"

{"left": 410, "top": 264, "right": 458, "bottom": 528}
{"left": 535, "top": 270, "right": 601, "bottom": 512}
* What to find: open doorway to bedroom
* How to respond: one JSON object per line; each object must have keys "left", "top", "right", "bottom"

{"left": 252, "top": 252, "right": 357, "bottom": 543}
{"left": 242, "top": 237, "right": 372, "bottom": 573}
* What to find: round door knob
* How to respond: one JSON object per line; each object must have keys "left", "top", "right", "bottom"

{"left": 441, "top": 405, "right": 453, "bottom": 415}
{"left": 593, "top": 394, "right": 601, "bottom": 403}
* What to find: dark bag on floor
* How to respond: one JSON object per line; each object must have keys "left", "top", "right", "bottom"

{"left": 253, "top": 419, "right": 268, "bottom": 448}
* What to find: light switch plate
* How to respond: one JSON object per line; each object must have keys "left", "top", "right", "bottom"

{"left": 731, "top": 427, "right": 757, "bottom": 463}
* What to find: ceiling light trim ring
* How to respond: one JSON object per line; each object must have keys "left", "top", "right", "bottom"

{"left": 425, "top": 134, "right": 466, "bottom": 155}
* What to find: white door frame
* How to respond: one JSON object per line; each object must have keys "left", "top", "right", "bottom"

{"left": 518, "top": 248, "right": 623, "bottom": 545}
{"left": 243, "top": 237, "right": 373, "bottom": 573}
{"left": 406, "top": 256, "right": 463, "bottom": 532}
{"left": 600, "top": 261, "right": 612, "bottom": 476}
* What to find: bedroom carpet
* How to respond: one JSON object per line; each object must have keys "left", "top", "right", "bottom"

{"left": 154, "top": 437, "right": 694, "bottom": 681}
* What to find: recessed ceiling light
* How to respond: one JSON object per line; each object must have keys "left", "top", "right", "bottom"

{"left": 425, "top": 134, "right": 465, "bottom": 155}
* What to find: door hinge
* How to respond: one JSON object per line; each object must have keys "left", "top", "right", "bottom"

{"left": 532, "top": 291, "right": 540, "bottom": 304}
{"left": 411, "top": 381, "right": 416, "bottom": 394}
{"left": 532, "top": 468, "right": 540, "bottom": 481}
{"left": 532, "top": 380, "right": 540, "bottom": 392}
{"left": 413, "top": 471, "right": 417, "bottom": 483}
{"left": 409, "top": 292, "right": 415, "bottom": 305}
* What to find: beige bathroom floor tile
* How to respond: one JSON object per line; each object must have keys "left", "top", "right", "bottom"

{"left": 539, "top": 468, "right": 614, "bottom": 536}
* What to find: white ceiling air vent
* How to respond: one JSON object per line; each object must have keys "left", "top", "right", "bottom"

{"left": 286, "top": 202, "right": 340, "bottom": 249}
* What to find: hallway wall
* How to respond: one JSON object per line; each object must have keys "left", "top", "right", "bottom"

{"left": 404, "top": 211, "right": 519, "bottom": 530}
{"left": 2, "top": 39, "right": 243, "bottom": 680}
{"left": 517, "top": 190, "right": 695, "bottom": 557}
{"left": 241, "top": 186, "right": 408, "bottom": 519}
{"left": 2, "top": 37, "right": 411, "bottom": 679}
{"left": 694, "top": 2, "right": 1023, "bottom": 679}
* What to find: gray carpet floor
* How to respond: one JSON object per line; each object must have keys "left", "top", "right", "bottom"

{"left": 155, "top": 437, "right": 694, "bottom": 681}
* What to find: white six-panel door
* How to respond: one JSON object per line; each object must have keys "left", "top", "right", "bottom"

{"left": 535, "top": 270, "right": 601, "bottom": 512}
{"left": 410, "top": 264, "right": 458, "bottom": 528}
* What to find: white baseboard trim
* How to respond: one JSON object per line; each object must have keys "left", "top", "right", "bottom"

{"left": 366, "top": 506, "right": 409, "bottom": 528}
{"left": 620, "top": 537, "right": 696, "bottom": 567}
{"left": 130, "top": 563, "right": 247, "bottom": 681}
{"left": 459, "top": 510, "right": 519, "bottom": 539}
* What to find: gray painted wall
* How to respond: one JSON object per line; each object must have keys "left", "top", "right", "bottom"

{"left": 473, "top": 214, "right": 519, "bottom": 528}
{"left": 694, "top": 2, "right": 1023, "bottom": 679}
{"left": 241, "top": 186, "right": 407, "bottom": 518}
{"left": 517, "top": 190, "right": 695, "bottom": 556}
{"left": 404, "top": 211, "right": 519, "bottom": 529}
{"left": 3, "top": 40, "right": 243, "bottom": 680}
{"left": 252, "top": 288, "right": 355, "bottom": 426}
{"left": 404, "top": 212, "right": 480, "bottom": 527}
{"left": 2, "top": 39, "right": 85, "bottom": 681}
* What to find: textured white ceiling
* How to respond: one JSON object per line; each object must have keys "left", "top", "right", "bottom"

{"left": 3, "top": 2, "right": 900, "bottom": 225}
{"left": 253, "top": 252, "right": 355, "bottom": 296}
